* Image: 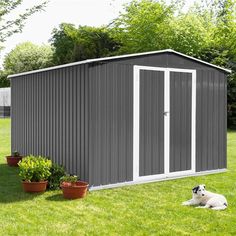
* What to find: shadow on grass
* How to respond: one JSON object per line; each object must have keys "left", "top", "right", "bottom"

{"left": 0, "top": 164, "right": 42, "bottom": 203}
{"left": 45, "top": 194, "right": 68, "bottom": 202}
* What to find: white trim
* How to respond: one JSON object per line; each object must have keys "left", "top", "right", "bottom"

{"left": 164, "top": 69, "right": 170, "bottom": 175}
{"left": 132, "top": 66, "right": 168, "bottom": 72}
{"left": 191, "top": 70, "right": 196, "bottom": 172}
{"left": 8, "top": 49, "right": 231, "bottom": 78}
{"left": 133, "top": 66, "right": 140, "bottom": 181}
{"left": 89, "top": 169, "right": 227, "bottom": 191}
{"left": 133, "top": 66, "right": 196, "bottom": 181}
{"left": 167, "top": 68, "right": 197, "bottom": 73}
{"left": 166, "top": 170, "right": 194, "bottom": 177}
{"left": 171, "top": 51, "right": 231, "bottom": 73}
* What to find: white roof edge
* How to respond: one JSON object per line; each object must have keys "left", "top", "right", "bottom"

{"left": 172, "top": 50, "right": 231, "bottom": 73}
{"left": 8, "top": 49, "right": 231, "bottom": 78}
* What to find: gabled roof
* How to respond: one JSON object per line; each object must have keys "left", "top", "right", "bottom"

{"left": 8, "top": 49, "right": 231, "bottom": 78}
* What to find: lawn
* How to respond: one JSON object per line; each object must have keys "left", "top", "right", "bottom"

{"left": 0, "top": 118, "right": 236, "bottom": 235}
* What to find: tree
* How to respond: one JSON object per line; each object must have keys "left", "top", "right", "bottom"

{"left": 0, "top": 70, "right": 9, "bottom": 87}
{"left": 169, "top": 12, "right": 214, "bottom": 57}
{"left": 110, "top": 0, "right": 214, "bottom": 57}
{"left": 214, "top": 0, "right": 236, "bottom": 128}
{"left": 3, "top": 42, "right": 54, "bottom": 74}
{"left": 0, "top": 0, "right": 47, "bottom": 46}
{"left": 110, "top": 0, "right": 175, "bottom": 54}
{"left": 50, "top": 23, "right": 120, "bottom": 65}
{"left": 50, "top": 23, "right": 75, "bottom": 65}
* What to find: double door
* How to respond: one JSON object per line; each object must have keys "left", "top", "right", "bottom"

{"left": 133, "top": 66, "right": 196, "bottom": 181}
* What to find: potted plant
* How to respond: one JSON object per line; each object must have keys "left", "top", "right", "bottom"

{"left": 60, "top": 175, "right": 89, "bottom": 199}
{"left": 18, "top": 155, "right": 52, "bottom": 193}
{"left": 6, "top": 151, "right": 23, "bottom": 167}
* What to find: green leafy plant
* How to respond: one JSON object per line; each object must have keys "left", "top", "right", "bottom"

{"left": 47, "top": 163, "right": 66, "bottom": 190}
{"left": 60, "top": 175, "right": 78, "bottom": 184}
{"left": 12, "top": 150, "right": 20, "bottom": 157}
{"left": 18, "top": 155, "right": 52, "bottom": 182}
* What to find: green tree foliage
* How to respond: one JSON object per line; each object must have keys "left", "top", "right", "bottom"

{"left": 110, "top": 0, "right": 175, "bottom": 54}
{"left": 49, "top": 23, "right": 75, "bottom": 65}
{"left": 50, "top": 23, "right": 120, "bottom": 65}
{"left": 3, "top": 42, "right": 54, "bottom": 74}
{"left": 0, "top": 0, "right": 47, "bottom": 46}
{"left": 0, "top": 70, "right": 9, "bottom": 87}
{"left": 110, "top": 0, "right": 214, "bottom": 57}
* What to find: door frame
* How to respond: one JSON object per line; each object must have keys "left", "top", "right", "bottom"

{"left": 133, "top": 65, "right": 196, "bottom": 181}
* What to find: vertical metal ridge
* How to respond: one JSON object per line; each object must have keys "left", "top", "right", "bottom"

{"left": 72, "top": 67, "right": 76, "bottom": 174}
{"left": 224, "top": 73, "right": 227, "bottom": 168}
{"left": 84, "top": 64, "right": 89, "bottom": 181}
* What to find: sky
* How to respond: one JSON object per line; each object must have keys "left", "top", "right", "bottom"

{"left": 0, "top": 0, "right": 131, "bottom": 68}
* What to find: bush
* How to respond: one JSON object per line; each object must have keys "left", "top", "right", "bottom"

{"left": 47, "top": 163, "right": 66, "bottom": 190}
{"left": 18, "top": 155, "right": 52, "bottom": 182}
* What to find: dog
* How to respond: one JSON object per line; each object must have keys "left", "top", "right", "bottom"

{"left": 182, "top": 184, "right": 228, "bottom": 210}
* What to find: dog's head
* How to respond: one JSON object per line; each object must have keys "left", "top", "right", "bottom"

{"left": 192, "top": 184, "right": 206, "bottom": 197}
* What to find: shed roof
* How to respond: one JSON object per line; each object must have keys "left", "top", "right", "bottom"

{"left": 8, "top": 49, "right": 231, "bottom": 78}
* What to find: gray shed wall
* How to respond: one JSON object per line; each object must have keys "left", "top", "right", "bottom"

{"left": 11, "top": 64, "right": 89, "bottom": 181}
{"left": 11, "top": 52, "right": 227, "bottom": 187}
{"left": 88, "top": 63, "right": 133, "bottom": 186}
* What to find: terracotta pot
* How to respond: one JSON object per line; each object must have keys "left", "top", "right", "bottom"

{"left": 22, "top": 181, "right": 48, "bottom": 193}
{"left": 61, "top": 181, "right": 89, "bottom": 199}
{"left": 6, "top": 156, "right": 23, "bottom": 167}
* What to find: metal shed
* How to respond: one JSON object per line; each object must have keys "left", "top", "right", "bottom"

{"left": 9, "top": 49, "right": 230, "bottom": 189}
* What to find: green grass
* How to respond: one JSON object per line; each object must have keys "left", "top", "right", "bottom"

{"left": 0, "top": 118, "right": 236, "bottom": 235}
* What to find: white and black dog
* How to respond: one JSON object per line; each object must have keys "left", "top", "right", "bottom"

{"left": 182, "top": 184, "right": 228, "bottom": 210}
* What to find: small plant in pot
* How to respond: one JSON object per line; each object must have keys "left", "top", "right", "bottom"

{"left": 60, "top": 175, "right": 89, "bottom": 199}
{"left": 6, "top": 151, "right": 23, "bottom": 167}
{"left": 18, "top": 155, "right": 52, "bottom": 193}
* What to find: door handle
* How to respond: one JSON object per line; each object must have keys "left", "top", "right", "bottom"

{"left": 163, "top": 111, "right": 169, "bottom": 116}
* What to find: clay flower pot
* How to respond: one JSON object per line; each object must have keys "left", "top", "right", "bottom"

{"left": 6, "top": 155, "right": 23, "bottom": 167}
{"left": 22, "top": 181, "right": 48, "bottom": 193}
{"left": 61, "top": 181, "right": 89, "bottom": 199}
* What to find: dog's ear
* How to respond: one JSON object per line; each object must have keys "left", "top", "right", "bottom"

{"left": 192, "top": 186, "right": 199, "bottom": 193}
{"left": 203, "top": 184, "right": 206, "bottom": 189}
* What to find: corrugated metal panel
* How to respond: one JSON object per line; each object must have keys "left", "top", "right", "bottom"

{"left": 11, "top": 64, "right": 89, "bottom": 181}
{"left": 88, "top": 63, "right": 133, "bottom": 186}
{"left": 195, "top": 69, "right": 227, "bottom": 171}
{"left": 139, "top": 70, "right": 164, "bottom": 176}
{"left": 169, "top": 72, "right": 192, "bottom": 172}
